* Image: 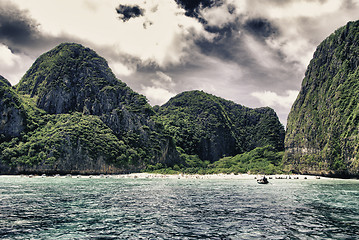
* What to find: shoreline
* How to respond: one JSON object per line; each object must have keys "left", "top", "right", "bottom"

{"left": 0, "top": 173, "right": 336, "bottom": 180}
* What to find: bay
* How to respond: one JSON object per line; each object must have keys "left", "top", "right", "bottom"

{"left": 0, "top": 176, "right": 358, "bottom": 239}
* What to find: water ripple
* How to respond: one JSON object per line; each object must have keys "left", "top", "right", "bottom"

{"left": 0, "top": 178, "right": 358, "bottom": 239}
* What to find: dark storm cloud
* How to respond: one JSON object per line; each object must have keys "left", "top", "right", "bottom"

{"left": 244, "top": 18, "right": 278, "bottom": 38}
{"left": 196, "top": 22, "right": 243, "bottom": 61}
{"left": 0, "top": 3, "right": 40, "bottom": 47}
{"left": 195, "top": 18, "right": 277, "bottom": 63}
{"left": 190, "top": 12, "right": 300, "bottom": 98}
{"left": 116, "top": 5, "right": 145, "bottom": 22}
{"left": 0, "top": 0, "right": 92, "bottom": 86}
{"left": 0, "top": 1, "right": 82, "bottom": 55}
{"left": 174, "top": 0, "right": 223, "bottom": 20}
{"left": 175, "top": 0, "right": 213, "bottom": 15}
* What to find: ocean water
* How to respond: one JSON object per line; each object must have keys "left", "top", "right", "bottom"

{"left": 0, "top": 176, "right": 358, "bottom": 239}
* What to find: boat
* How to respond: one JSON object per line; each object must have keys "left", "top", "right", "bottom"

{"left": 257, "top": 176, "right": 269, "bottom": 184}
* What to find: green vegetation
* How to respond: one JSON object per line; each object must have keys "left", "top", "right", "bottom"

{"left": 1, "top": 113, "right": 122, "bottom": 166}
{"left": 0, "top": 76, "right": 27, "bottom": 140}
{"left": 285, "top": 20, "right": 359, "bottom": 176}
{"left": 0, "top": 76, "right": 23, "bottom": 112}
{"left": 17, "top": 43, "right": 117, "bottom": 96}
{"left": 209, "top": 146, "right": 284, "bottom": 175}
{"left": 16, "top": 43, "right": 154, "bottom": 117}
{"left": 156, "top": 90, "right": 285, "bottom": 162}
{"left": 1, "top": 43, "right": 179, "bottom": 173}
{"left": 147, "top": 145, "right": 284, "bottom": 175}
{"left": 0, "top": 109, "right": 174, "bottom": 170}
{"left": 1, "top": 43, "right": 285, "bottom": 174}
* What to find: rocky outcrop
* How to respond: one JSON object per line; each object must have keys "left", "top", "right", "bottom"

{"left": 17, "top": 43, "right": 154, "bottom": 135}
{"left": 284, "top": 21, "right": 359, "bottom": 177}
{"left": 0, "top": 43, "right": 286, "bottom": 174}
{"left": 1, "top": 43, "right": 180, "bottom": 174}
{"left": 0, "top": 114, "right": 131, "bottom": 174}
{"left": 157, "top": 90, "right": 285, "bottom": 162}
{"left": 0, "top": 76, "right": 26, "bottom": 139}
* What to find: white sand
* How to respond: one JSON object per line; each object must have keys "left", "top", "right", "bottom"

{"left": 119, "top": 173, "right": 327, "bottom": 180}
{"left": 0, "top": 173, "right": 328, "bottom": 180}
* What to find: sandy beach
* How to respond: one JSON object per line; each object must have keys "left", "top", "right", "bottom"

{"left": 118, "top": 173, "right": 327, "bottom": 180}
{"left": 0, "top": 173, "right": 328, "bottom": 180}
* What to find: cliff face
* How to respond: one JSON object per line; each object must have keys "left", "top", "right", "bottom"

{"left": 0, "top": 76, "right": 26, "bottom": 139}
{"left": 1, "top": 43, "right": 179, "bottom": 174}
{"left": 284, "top": 21, "right": 359, "bottom": 177}
{"left": 17, "top": 43, "right": 154, "bottom": 134}
{"left": 0, "top": 113, "right": 136, "bottom": 174}
{"left": 0, "top": 43, "right": 286, "bottom": 174}
{"left": 157, "top": 91, "right": 285, "bottom": 162}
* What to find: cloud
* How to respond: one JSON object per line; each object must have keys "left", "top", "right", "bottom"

{"left": 232, "top": 0, "right": 359, "bottom": 69}
{"left": 0, "top": 44, "right": 20, "bottom": 67}
{"left": 138, "top": 71, "right": 176, "bottom": 105}
{"left": 251, "top": 90, "right": 299, "bottom": 126}
{"left": 0, "top": 1, "right": 40, "bottom": 47}
{"left": 141, "top": 86, "right": 176, "bottom": 106}
{"left": 200, "top": 2, "right": 237, "bottom": 27}
{"left": 109, "top": 61, "right": 135, "bottom": 77}
{"left": 0, "top": 1, "right": 84, "bottom": 83}
{"left": 266, "top": 0, "right": 342, "bottom": 19}
{"left": 116, "top": 4, "right": 145, "bottom": 22}
{"left": 194, "top": 0, "right": 358, "bottom": 65}
{"left": 7, "top": 0, "right": 212, "bottom": 69}
{"left": 244, "top": 18, "right": 278, "bottom": 38}
{"left": 174, "top": 0, "right": 220, "bottom": 18}
{"left": 251, "top": 90, "right": 299, "bottom": 109}
{"left": 153, "top": 71, "right": 174, "bottom": 86}
{"left": 0, "top": 43, "right": 34, "bottom": 85}
{"left": 2, "top": 0, "right": 359, "bottom": 126}
{"left": 0, "top": 2, "right": 82, "bottom": 53}
{"left": 166, "top": 52, "right": 246, "bottom": 97}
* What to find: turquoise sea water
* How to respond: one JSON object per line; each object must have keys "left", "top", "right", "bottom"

{"left": 0, "top": 176, "right": 358, "bottom": 239}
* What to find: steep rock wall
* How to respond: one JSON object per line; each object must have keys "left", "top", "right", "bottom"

{"left": 284, "top": 21, "right": 359, "bottom": 177}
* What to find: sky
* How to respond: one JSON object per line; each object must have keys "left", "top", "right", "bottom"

{"left": 0, "top": 0, "right": 359, "bottom": 126}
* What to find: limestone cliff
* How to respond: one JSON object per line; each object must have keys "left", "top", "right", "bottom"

{"left": 284, "top": 21, "right": 359, "bottom": 177}
{"left": 157, "top": 90, "right": 285, "bottom": 162}
{"left": 0, "top": 76, "right": 26, "bottom": 139}
{"left": 0, "top": 113, "right": 135, "bottom": 174}
{"left": 0, "top": 43, "right": 286, "bottom": 174}
{"left": 1, "top": 43, "right": 179, "bottom": 174}
{"left": 17, "top": 43, "right": 155, "bottom": 135}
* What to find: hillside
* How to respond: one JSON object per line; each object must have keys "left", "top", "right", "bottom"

{"left": 0, "top": 75, "right": 28, "bottom": 139}
{"left": 157, "top": 90, "right": 285, "bottom": 162}
{"left": 1, "top": 43, "right": 179, "bottom": 174}
{"left": 0, "top": 43, "right": 287, "bottom": 175}
{"left": 284, "top": 21, "right": 359, "bottom": 177}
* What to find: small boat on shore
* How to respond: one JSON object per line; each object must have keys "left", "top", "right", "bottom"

{"left": 257, "top": 176, "right": 269, "bottom": 184}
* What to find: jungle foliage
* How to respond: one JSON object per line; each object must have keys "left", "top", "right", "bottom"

{"left": 156, "top": 90, "right": 285, "bottom": 162}
{"left": 148, "top": 145, "right": 284, "bottom": 175}
{"left": 1, "top": 43, "right": 286, "bottom": 174}
{"left": 284, "top": 20, "right": 359, "bottom": 177}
